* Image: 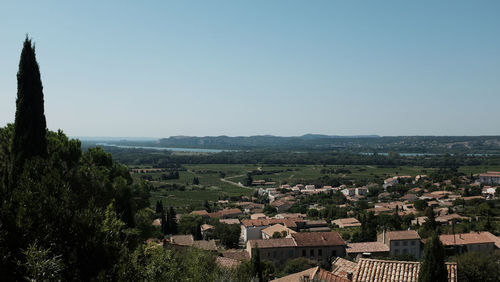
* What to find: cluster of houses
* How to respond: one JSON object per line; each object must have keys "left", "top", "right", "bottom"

{"left": 149, "top": 170, "right": 500, "bottom": 281}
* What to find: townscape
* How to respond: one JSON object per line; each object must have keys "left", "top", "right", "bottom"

{"left": 2, "top": 2, "right": 500, "bottom": 281}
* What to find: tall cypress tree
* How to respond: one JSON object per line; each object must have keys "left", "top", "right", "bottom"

{"left": 10, "top": 36, "right": 48, "bottom": 183}
{"left": 418, "top": 232, "right": 448, "bottom": 282}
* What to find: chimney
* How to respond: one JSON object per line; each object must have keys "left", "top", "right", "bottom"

{"left": 382, "top": 229, "right": 386, "bottom": 244}
{"left": 347, "top": 272, "right": 353, "bottom": 281}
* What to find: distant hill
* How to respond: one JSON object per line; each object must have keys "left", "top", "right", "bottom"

{"left": 155, "top": 135, "right": 500, "bottom": 152}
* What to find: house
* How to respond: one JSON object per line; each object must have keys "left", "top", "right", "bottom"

{"left": 250, "top": 213, "right": 267, "bottom": 220}
{"left": 165, "top": 234, "right": 217, "bottom": 251}
{"left": 439, "top": 231, "right": 500, "bottom": 254}
{"left": 207, "top": 208, "right": 242, "bottom": 219}
{"left": 378, "top": 230, "right": 422, "bottom": 258}
{"left": 270, "top": 199, "right": 293, "bottom": 213}
{"left": 302, "top": 219, "right": 329, "bottom": 232}
{"left": 341, "top": 188, "right": 356, "bottom": 197}
{"left": 482, "top": 186, "right": 497, "bottom": 199}
{"left": 219, "top": 218, "right": 240, "bottom": 225}
{"left": 190, "top": 210, "right": 210, "bottom": 219}
{"left": 352, "top": 258, "right": 457, "bottom": 282}
{"left": 355, "top": 187, "right": 368, "bottom": 196}
{"left": 435, "top": 214, "right": 469, "bottom": 225}
{"left": 271, "top": 266, "right": 349, "bottom": 282}
{"left": 331, "top": 217, "right": 361, "bottom": 228}
{"left": 305, "top": 184, "right": 316, "bottom": 190}
{"left": 200, "top": 224, "right": 214, "bottom": 239}
{"left": 346, "top": 242, "right": 390, "bottom": 260}
{"left": 261, "top": 224, "right": 296, "bottom": 239}
{"left": 241, "top": 218, "right": 303, "bottom": 241}
{"left": 479, "top": 171, "right": 500, "bottom": 185}
{"left": 246, "top": 232, "right": 346, "bottom": 264}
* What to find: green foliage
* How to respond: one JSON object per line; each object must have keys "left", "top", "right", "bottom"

{"left": 22, "top": 243, "right": 64, "bottom": 282}
{"left": 213, "top": 221, "right": 241, "bottom": 249}
{"left": 414, "top": 199, "right": 428, "bottom": 211}
{"left": 178, "top": 214, "right": 203, "bottom": 239}
{"left": 278, "top": 257, "right": 317, "bottom": 277}
{"left": 352, "top": 211, "right": 377, "bottom": 242}
{"left": 418, "top": 232, "right": 447, "bottom": 282}
{"left": 455, "top": 251, "right": 500, "bottom": 282}
{"left": 10, "top": 37, "right": 47, "bottom": 185}
{"left": 263, "top": 204, "right": 277, "bottom": 216}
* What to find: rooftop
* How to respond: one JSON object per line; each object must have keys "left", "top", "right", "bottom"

{"left": 331, "top": 257, "right": 358, "bottom": 279}
{"left": 247, "top": 238, "right": 296, "bottom": 248}
{"left": 352, "top": 258, "right": 457, "bottom": 282}
{"left": 291, "top": 232, "right": 345, "bottom": 247}
{"left": 346, "top": 242, "right": 390, "bottom": 254}
{"left": 384, "top": 230, "right": 420, "bottom": 241}
{"left": 439, "top": 231, "right": 499, "bottom": 246}
{"left": 261, "top": 224, "right": 295, "bottom": 237}
{"left": 272, "top": 267, "right": 349, "bottom": 282}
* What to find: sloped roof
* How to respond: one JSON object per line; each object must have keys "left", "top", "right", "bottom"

{"left": 272, "top": 267, "right": 350, "bottom": 282}
{"left": 241, "top": 218, "right": 302, "bottom": 228}
{"left": 216, "top": 256, "right": 240, "bottom": 269}
{"left": 247, "top": 238, "right": 296, "bottom": 248}
{"left": 291, "top": 232, "right": 345, "bottom": 247}
{"left": 331, "top": 257, "right": 358, "bottom": 279}
{"left": 170, "top": 235, "right": 194, "bottom": 246}
{"left": 261, "top": 224, "right": 295, "bottom": 237}
{"left": 385, "top": 230, "right": 420, "bottom": 241}
{"left": 352, "top": 258, "right": 457, "bottom": 282}
{"left": 192, "top": 239, "right": 217, "bottom": 251}
{"left": 440, "top": 231, "right": 499, "bottom": 246}
{"left": 346, "top": 242, "right": 390, "bottom": 254}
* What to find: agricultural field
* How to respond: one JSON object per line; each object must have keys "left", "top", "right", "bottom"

{"left": 130, "top": 163, "right": 500, "bottom": 212}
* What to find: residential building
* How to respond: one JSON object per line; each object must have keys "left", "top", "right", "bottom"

{"left": 341, "top": 188, "right": 356, "bottom": 197}
{"left": 439, "top": 231, "right": 500, "bottom": 254}
{"left": 479, "top": 171, "right": 500, "bottom": 185}
{"left": 246, "top": 232, "right": 346, "bottom": 264}
{"left": 346, "top": 242, "right": 390, "bottom": 260}
{"left": 261, "top": 224, "right": 296, "bottom": 239}
{"left": 241, "top": 218, "right": 303, "bottom": 242}
{"left": 378, "top": 230, "right": 422, "bottom": 258}
{"left": 331, "top": 257, "right": 358, "bottom": 280}
{"left": 332, "top": 217, "right": 361, "bottom": 228}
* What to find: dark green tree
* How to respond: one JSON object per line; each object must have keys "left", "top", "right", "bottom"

{"left": 155, "top": 200, "right": 164, "bottom": 214}
{"left": 251, "top": 247, "right": 263, "bottom": 282}
{"left": 193, "top": 177, "right": 200, "bottom": 185}
{"left": 167, "top": 206, "right": 177, "bottom": 234}
{"left": 10, "top": 37, "right": 48, "bottom": 184}
{"left": 418, "top": 232, "right": 447, "bottom": 282}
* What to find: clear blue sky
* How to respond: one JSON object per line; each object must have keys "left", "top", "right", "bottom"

{"left": 1, "top": 1, "right": 499, "bottom": 137}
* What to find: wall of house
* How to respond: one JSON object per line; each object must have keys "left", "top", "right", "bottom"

{"left": 390, "top": 239, "right": 421, "bottom": 258}
{"left": 244, "top": 226, "right": 267, "bottom": 241}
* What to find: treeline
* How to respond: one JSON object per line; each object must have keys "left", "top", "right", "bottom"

{"left": 102, "top": 146, "right": 500, "bottom": 167}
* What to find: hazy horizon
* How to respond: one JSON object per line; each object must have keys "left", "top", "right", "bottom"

{"left": 2, "top": 1, "right": 500, "bottom": 137}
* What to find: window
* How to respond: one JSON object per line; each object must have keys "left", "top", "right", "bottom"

{"left": 477, "top": 245, "right": 481, "bottom": 251}
{"left": 288, "top": 250, "right": 294, "bottom": 257}
{"left": 273, "top": 251, "right": 277, "bottom": 258}
{"left": 403, "top": 241, "right": 408, "bottom": 246}
{"left": 332, "top": 250, "right": 337, "bottom": 257}
{"left": 395, "top": 249, "right": 400, "bottom": 255}
{"left": 411, "top": 241, "right": 416, "bottom": 246}
{"left": 310, "top": 249, "right": 314, "bottom": 257}
{"left": 403, "top": 249, "right": 408, "bottom": 254}
{"left": 394, "top": 242, "right": 400, "bottom": 247}
{"left": 268, "top": 252, "right": 271, "bottom": 258}
{"left": 318, "top": 249, "right": 322, "bottom": 256}
{"left": 302, "top": 250, "right": 306, "bottom": 257}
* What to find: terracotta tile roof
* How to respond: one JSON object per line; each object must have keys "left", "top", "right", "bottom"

{"left": 435, "top": 214, "right": 469, "bottom": 223}
{"left": 272, "top": 267, "right": 350, "bottom": 282}
{"left": 385, "top": 230, "right": 420, "bottom": 241}
{"left": 201, "top": 224, "right": 214, "bottom": 231}
{"left": 332, "top": 217, "right": 361, "bottom": 228}
{"left": 331, "top": 257, "right": 358, "bottom": 279}
{"left": 207, "top": 208, "right": 242, "bottom": 218}
{"left": 219, "top": 218, "right": 240, "bottom": 225}
{"left": 440, "top": 231, "right": 499, "bottom": 246}
{"left": 291, "top": 232, "right": 345, "bottom": 247}
{"left": 170, "top": 235, "right": 194, "bottom": 246}
{"left": 241, "top": 218, "right": 302, "bottom": 228}
{"left": 190, "top": 210, "right": 209, "bottom": 216}
{"left": 261, "top": 224, "right": 296, "bottom": 237}
{"left": 216, "top": 256, "right": 240, "bottom": 269}
{"left": 352, "top": 258, "right": 457, "bottom": 282}
{"left": 248, "top": 238, "right": 296, "bottom": 248}
{"left": 192, "top": 239, "right": 217, "bottom": 251}
{"left": 221, "top": 250, "right": 250, "bottom": 261}
{"left": 346, "top": 242, "right": 390, "bottom": 254}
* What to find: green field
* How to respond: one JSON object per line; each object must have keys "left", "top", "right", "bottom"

{"left": 133, "top": 164, "right": 500, "bottom": 212}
